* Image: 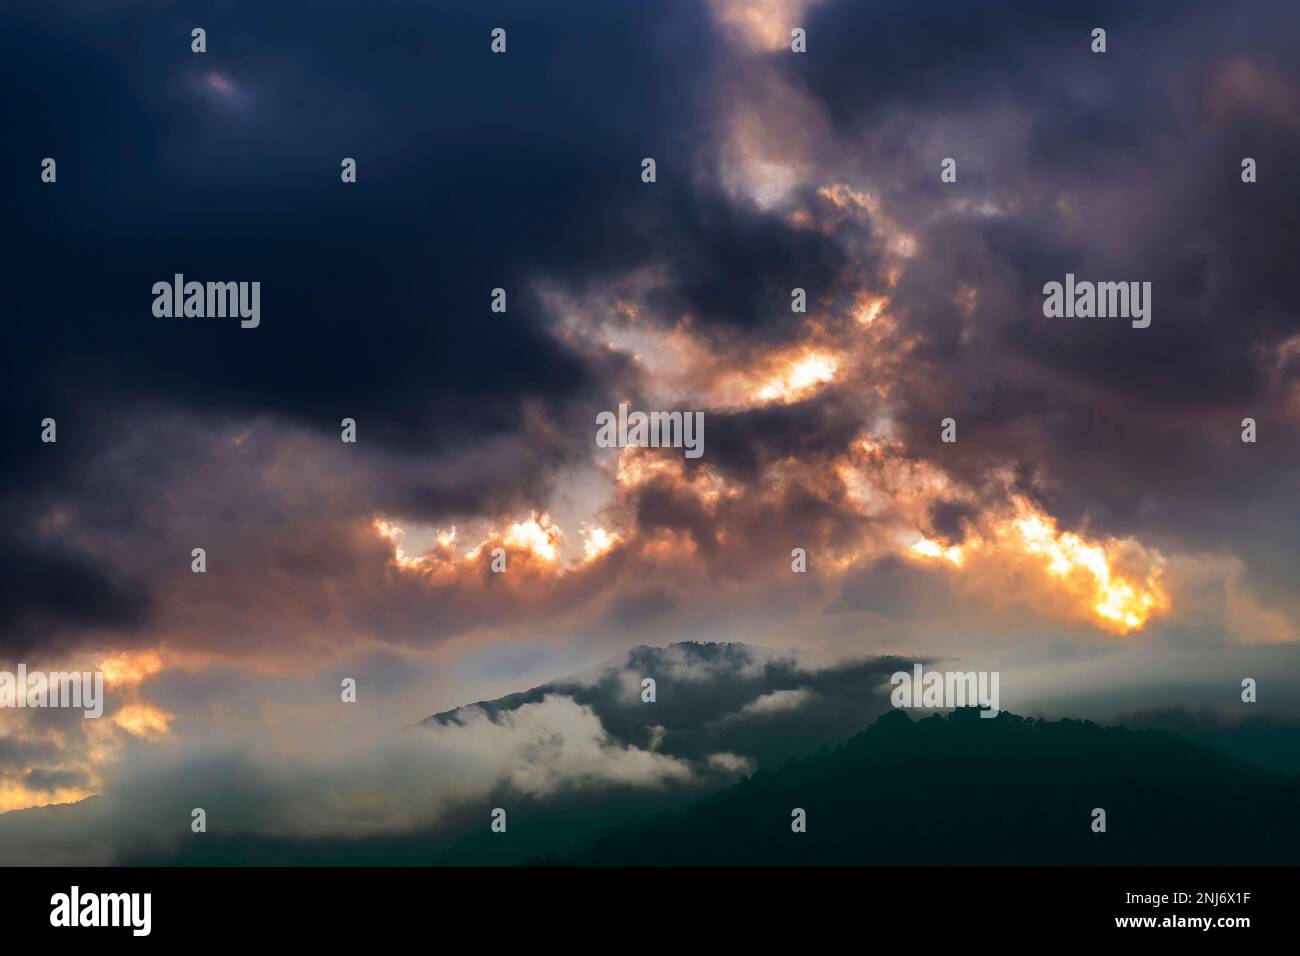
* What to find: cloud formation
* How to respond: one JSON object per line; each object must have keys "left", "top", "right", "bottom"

{"left": 3, "top": 0, "right": 1299, "bottom": 827}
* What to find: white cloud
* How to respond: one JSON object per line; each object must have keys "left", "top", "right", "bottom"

{"left": 0, "top": 693, "right": 694, "bottom": 863}
{"left": 723, "top": 687, "right": 817, "bottom": 723}
{"left": 706, "top": 752, "right": 756, "bottom": 775}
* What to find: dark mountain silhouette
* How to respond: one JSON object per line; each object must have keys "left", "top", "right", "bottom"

{"left": 1115, "top": 707, "right": 1300, "bottom": 775}
{"left": 556, "top": 707, "right": 1300, "bottom": 866}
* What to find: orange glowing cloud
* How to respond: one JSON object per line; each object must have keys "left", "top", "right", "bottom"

{"left": 753, "top": 349, "right": 840, "bottom": 403}
{"left": 907, "top": 497, "right": 1170, "bottom": 635}
{"left": 374, "top": 510, "right": 597, "bottom": 581}
{"left": 614, "top": 447, "right": 742, "bottom": 510}
{"left": 97, "top": 649, "right": 164, "bottom": 687}
{"left": 0, "top": 778, "right": 94, "bottom": 814}
{"left": 852, "top": 291, "right": 891, "bottom": 326}
{"left": 1003, "top": 505, "right": 1169, "bottom": 633}
{"left": 580, "top": 524, "right": 623, "bottom": 561}
{"left": 0, "top": 648, "right": 176, "bottom": 814}
{"left": 708, "top": 0, "right": 827, "bottom": 52}
{"left": 499, "top": 513, "right": 564, "bottom": 564}
{"left": 545, "top": 280, "right": 853, "bottom": 413}
{"left": 911, "top": 537, "right": 964, "bottom": 566}
{"left": 111, "top": 702, "right": 174, "bottom": 738}
{"left": 693, "top": 343, "right": 846, "bottom": 410}
{"left": 826, "top": 432, "right": 1171, "bottom": 634}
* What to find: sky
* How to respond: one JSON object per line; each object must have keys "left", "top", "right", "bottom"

{"left": 2, "top": 0, "right": 1299, "bottom": 852}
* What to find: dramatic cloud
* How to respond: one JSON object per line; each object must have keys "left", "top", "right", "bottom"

{"left": 3, "top": 0, "right": 1298, "bottom": 832}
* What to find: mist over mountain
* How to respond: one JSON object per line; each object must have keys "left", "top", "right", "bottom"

{"left": 152, "top": 641, "right": 910, "bottom": 865}
{"left": 4, "top": 641, "right": 1295, "bottom": 866}
{"left": 5, "top": 642, "right": 905, "bottom": 864}
{"left": 424, "top": 641, "right": 908, "bottom": 767}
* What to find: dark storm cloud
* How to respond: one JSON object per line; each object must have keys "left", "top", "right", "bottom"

{"left": 928, "top": 498, "right": 977, "bottom": 543}
{"left": 755, "top": 0, "right": 1300, "bottom": 585}
{"left": 2, "top": 0, "right": 718, "bottom": 451}
{"left": 4, "top": 0, "right": 1299, "bottom": 658}
{"left": 697, "top": 393, "right": 866, "bottom": 481}
{"left": 0, "top": 538, "right": 151, "bottom": 656}
{"left": 782, "top": 0, "right": 1300, "bottom": 396}
{"left": 1, "top": 0, "right": 720, "bottom": 645}
{"left": 641, "top": 193, "right": 857, "bottom": 338}
{"left": 797, "top": 0, "right": 1227, "bottom": 127}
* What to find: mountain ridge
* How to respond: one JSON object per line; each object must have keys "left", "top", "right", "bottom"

{"left": 550, "top": 706, "right": 1300, "bottom": 866}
